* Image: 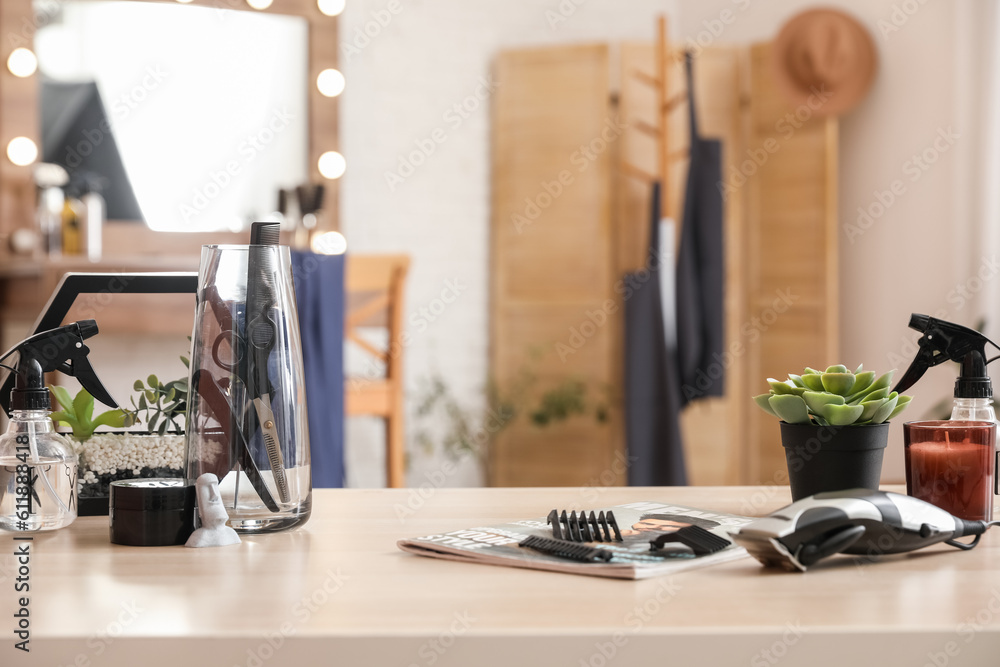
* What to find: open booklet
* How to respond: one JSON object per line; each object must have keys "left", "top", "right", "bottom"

{"left": 397, "top": 501, "right": 755, "bottom": 580}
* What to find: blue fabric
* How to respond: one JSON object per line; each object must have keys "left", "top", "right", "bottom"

{"left": 291, "top": 250, "right": 345, "bottom": 488}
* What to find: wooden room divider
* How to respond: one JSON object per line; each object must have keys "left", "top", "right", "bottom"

{"left": 490, "top": 21, "right": 838, "bottom": 487}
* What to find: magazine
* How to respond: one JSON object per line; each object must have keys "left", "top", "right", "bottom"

{"left": 397, "top": 501, "right": 754, "bottom": 580}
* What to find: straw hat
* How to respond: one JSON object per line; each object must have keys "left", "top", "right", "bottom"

{"left": 771, "top": 8, "right": 877, "bottom": 117}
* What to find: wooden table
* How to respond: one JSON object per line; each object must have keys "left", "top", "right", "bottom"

{"left": 3, "top": 486, "right": 1000, "bottom": 666}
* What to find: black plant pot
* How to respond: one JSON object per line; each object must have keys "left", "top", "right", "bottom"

{"left": 780, "top": 422, "right": 890, "bottom": 501}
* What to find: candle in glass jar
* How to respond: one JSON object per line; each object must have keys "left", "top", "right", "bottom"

{"left": 904, "top": 421, "right": 995, "bottom": 522}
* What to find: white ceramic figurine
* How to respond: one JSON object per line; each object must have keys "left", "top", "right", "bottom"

{"left": 185, "top": 473, "right": 241, "bottom": 548}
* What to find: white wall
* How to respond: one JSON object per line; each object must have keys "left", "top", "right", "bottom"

{"left": 338, "top": 0, "right": 678, "bottom": 487}
{"left": 340, "top": 0, "right": 987, "bottom": 486}
{"left": 675, "top": 0, "right": 983, "bottom": 482}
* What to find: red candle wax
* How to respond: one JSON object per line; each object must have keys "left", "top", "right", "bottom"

{"left": 904, "top": 421, "right": 995, "bottom": 522}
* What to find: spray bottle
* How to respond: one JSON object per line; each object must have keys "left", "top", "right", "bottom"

{"left": 0, "top": 320, "right": 118, "bottom": 532}
{"left": 894, "top": 314, "right": 999, "bottom": 520}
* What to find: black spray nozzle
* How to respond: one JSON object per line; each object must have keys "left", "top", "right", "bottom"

{"left": 893, "top": 314, "right": 1000, "bottom": 398}
{"left": 0, "top": 319, "right": 117, "bottom": 416}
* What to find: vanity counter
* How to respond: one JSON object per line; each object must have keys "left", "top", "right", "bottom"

{"left": 3, "top": 486, "right": 1000, "bottom": 666}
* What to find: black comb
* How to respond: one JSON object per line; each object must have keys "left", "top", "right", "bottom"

{"left": 520, "top": 535, "right": 613, "bottom": 563}
{"left": 547, "top": 509, "right": 622, "bottom": 542}
{"left": 250, "top": 221, "right": 281, "bottom": 246}
{"left": 648, "top": 525, "right": 731, "bottom": 556}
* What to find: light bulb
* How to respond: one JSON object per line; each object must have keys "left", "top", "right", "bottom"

{"left": 7, "top": 137, "right": 37, "bottom": 166}
{"left": 7, "top": 48, "right": 37, "bottom": 77}
{"left": 247, "top": 0, "right": 273, "bottom": 9}
{"left": 311, "top": 231, "right": 347, "bottom": 255}
{"left": 317, "top": 69, "right": 345, "bottom": 97}
{"left": 318, "top": 0, "right": 346, "bottom": 17}
{"left": 318, "top": 151, "right": 346, "bottom": 179}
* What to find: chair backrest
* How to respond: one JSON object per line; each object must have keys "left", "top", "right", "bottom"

{"left": 344, "top": 254, "right": 410, "bottom": 389}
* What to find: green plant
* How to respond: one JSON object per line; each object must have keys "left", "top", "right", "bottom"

{"left": 50, "top": 386, "right": 133, "bottom": 441}
{"left": 130, "top": 370, "right": 189, "bottom": 435}
{"left": 412, "top": 371, "right": 610, "bottom": 462}
{"left": 752, "top": 364, "right": 913, "bottom": 426}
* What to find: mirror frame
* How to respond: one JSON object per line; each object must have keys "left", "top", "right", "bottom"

{"left": 0, "top": 0, "right": 339, "bottom": 251}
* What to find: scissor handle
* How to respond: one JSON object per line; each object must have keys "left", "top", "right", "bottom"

{"left": 211, "top": 329, "right": 245, "bottom": 374}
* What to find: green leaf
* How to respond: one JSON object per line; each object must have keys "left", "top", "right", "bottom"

{"left": 158, "top": 419, "right": 169, "bottom": 436}
{"left": 821, "top": 372, "right": 856, "bottom": 396}
{"left": 768, "top": 379, "right": 806, "bottom": 396}
{"left": 855, "top": 363, "right": 864, "bottom": 374}
{"left": 887, "top": 395, "right": 913, "bottom": 421}
{"left": 802, "top": 367, "right": 820, "bottom": 375}
{"left": 753, "top": 393, "right": 778, "bottom": 417}
{"left": 145, "top": 390, "right": 156, "bottom": 403}
{"left": 852, "top": 387, "right": 889, "bottom": 405}
{"left": 858, "top": 397, "right": 887, "bottom": 422}
{"left": 817, "top": 403, "right": 864, "bottom": 425}
{"left": 768, "top": 394, "right": 810, "bottom": 424}
{"left": 870, "top": 393, "right": 900, "bottom": 424}
{"left": 825, "top": 365, "right": 849, "bottom": 374}
{"left": 848, "top": 370, "right": 894, "bottom": 402}
{"left": 848, "top": 371, "right": 876, "bottom": 396}
{"left": 72, "top": 389, "right": 95, "bottom": 425}
{"left": 93, "top": 409, "right": 130, "bottom": 429}
{"left": 803, "top": 391, "right": 845, "bottom": 414}
{"left": 138, "top": 394, "right": 147, "bottom": 411}
{"left": 787, "top": 374, "right": 807, "bottom": 388}
{"left": 147, "top": 374, "right": 159, "bottom": 389}
{"left": 168, "top": 378, "right": 189, "bottom": 392}
{"left": 166, "top": 387, "right": 176, "bottom": 403}
{"left": 49, "top": 385, "right": 76, "bottom": 416}
{"left": 180, "top": 356, "right": 190, "bottom": 369}
{"left": 133, "top": 380, "right": 144, "bottom": 392}
{"left": 49, "top": 410, "right": 80, "bottom": 430}
{"left": 800, "top": 374, "right": 826, "bottom": 391}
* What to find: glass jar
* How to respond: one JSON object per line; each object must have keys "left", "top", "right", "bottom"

{"left": 185, "top": 244, "right": 311, "bottom": 533}
{"left": 0, "top": 409, "right": 78, "bottom": 532}
{"left": 904, "top": 420, "right": 995, "bottom": 522}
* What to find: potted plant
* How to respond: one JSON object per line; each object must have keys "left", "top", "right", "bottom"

{"left": 753, "top": 364, "right": 913, "bottom": 500}
{"left": 50, "top": 362, "right": 189, "bottom": 515}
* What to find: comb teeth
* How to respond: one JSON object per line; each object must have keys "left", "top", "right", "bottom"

{"left": 250, "top": 221, "right": 281, "bottom": 245}
{"left": 520, "top": 535, "right": 613, "bottom": 563}
{"left": 648, "top": 525, "right": 731, "bottom": 556}
{"left": 548, "top": 509, "right": 622, "bottom": 543}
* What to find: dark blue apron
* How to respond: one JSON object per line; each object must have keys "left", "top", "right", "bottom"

{"left": 624, "top": 52, "right": 724, "bottom": 485}
{"left": 675, "top": 51, "right": 725, "bottom": 405}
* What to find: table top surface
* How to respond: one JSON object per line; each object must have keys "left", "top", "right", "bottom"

{"left": 4, "top": 486, "right": 1000, "bottom": 665}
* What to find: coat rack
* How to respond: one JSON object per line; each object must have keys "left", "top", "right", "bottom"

{"left": 621, "top": 16, "right": 690, "bottom": 220}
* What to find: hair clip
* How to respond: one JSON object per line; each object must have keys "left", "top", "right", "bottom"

{"left": 648, "top": 525, "right": 730, "bottom": 556}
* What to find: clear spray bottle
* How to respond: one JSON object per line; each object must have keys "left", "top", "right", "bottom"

{"left": 0, "top": 320, "right": 119, "bottom": 532}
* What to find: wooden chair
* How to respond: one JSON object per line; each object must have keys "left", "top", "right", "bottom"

{"left": 344, "top": 254, "right": 410, "bottom": 488}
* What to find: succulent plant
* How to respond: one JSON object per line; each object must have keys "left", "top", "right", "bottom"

{"left": 50, "top": 386, "right": 134, "bottom": 442}
{"left": 753, "top": 364, "right": 913, "bottom": 426}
